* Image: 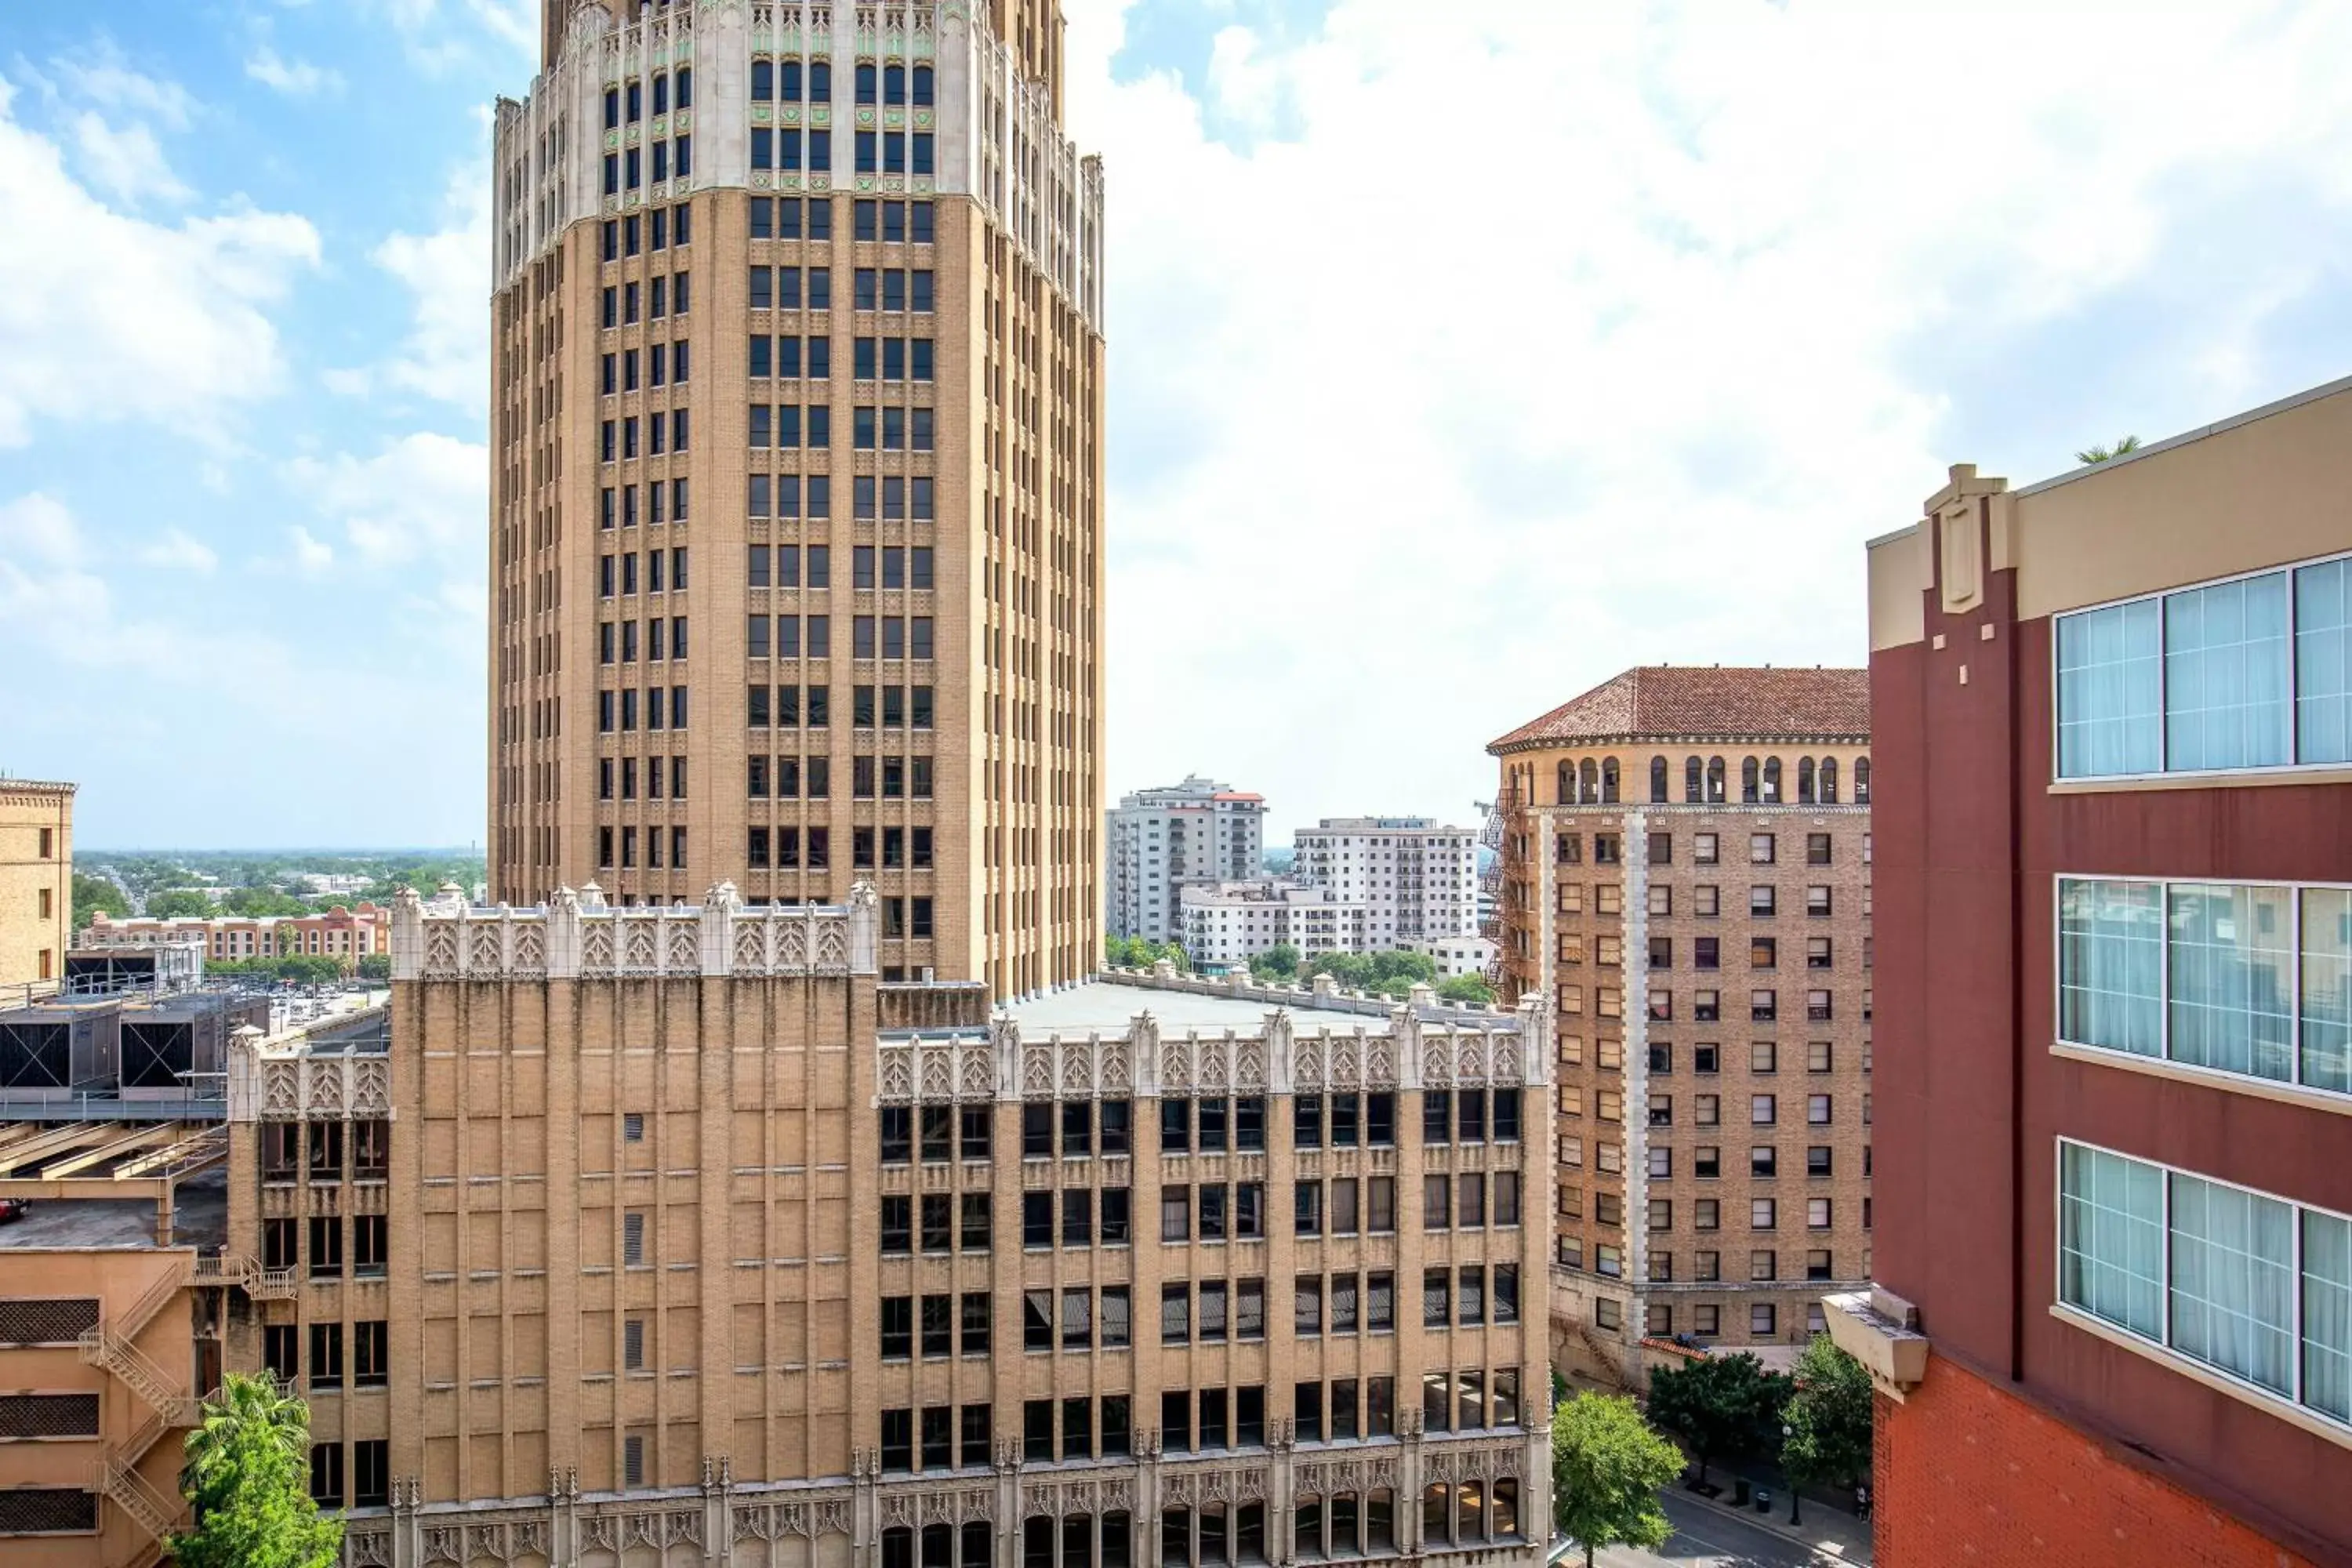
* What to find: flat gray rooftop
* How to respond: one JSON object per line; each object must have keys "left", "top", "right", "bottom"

{"left": 993, "top": 976, "right": 1517, "bottom": 1037}
{"left": 0, "top": 1173, "right": 227, "bottom": 1251}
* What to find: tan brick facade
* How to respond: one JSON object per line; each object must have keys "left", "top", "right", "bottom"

{"left": 0, "top": 779, "right": 73, "bottom": 995}
{"left": 1490, "top": 672, "right": 1874, "bottom": 1387}
{"left": 212, "top": 885, "right": 1551, "bottom": 1567}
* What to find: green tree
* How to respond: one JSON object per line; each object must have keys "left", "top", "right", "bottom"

{"left": 1248, "top": 942, "right": 1301, "bottom": 982}
{"left": 1778, "top": 1336, "right": 1874, "bottom": 1518}
{"left": 1437, "top": 973, "right": 1494, "bottom": 1004}
{"left": 172, "top": 1374, "right": 343, "bottom": 1568}
{"left": 1551, "top": 1391, "right": 1682, "bottom": 1567}
{"left": 147, "top": 888, "right": 218, "bottom": 919}
{"left": 356, "top": 953, "right": 392, "bottom": 981}
{"left": 2075, "top": 434, "right": 2141, "bottom": 465}
{"left": 1646, "top": 1351, "right": 1791, "bottom": 1487}
{"left": 71, "top": 872, "right": 129, "bottom": 927}
{"left": 223, "top": 886, "right": 310, "bottom": 918}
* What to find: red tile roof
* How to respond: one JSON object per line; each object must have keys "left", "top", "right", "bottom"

{"left": 1488, "top": 666, "right": 1870, "bottom": 753}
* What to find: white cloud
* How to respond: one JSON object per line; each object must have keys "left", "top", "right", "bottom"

{"left": 285, "top": 430, "right": 484, "bottom": 569}
{"left": 287, "top": 524, "right": 336, "bottom": 575}
{"left": 0, "top": 76, "right": 319, "bottom": 448}
{"left": 40, "top": 40, "right": 194, "bottom": 129}
{"left": 70, "top": 112, "right": 188, "bottom": 203}
{"left": 1060, "top": 0, "right": 2352, "bottom": 840}
{"left": 137, "top": 528, "right": 218, "bottom": 572}
{"left": 335, "top": 155, "right": 488, "bottom": 414}
{"left": 245, "top": 46, "right": 343, "bottom": 97}
{"left": 0, "top": 493, "right": 255, "bottom": 671}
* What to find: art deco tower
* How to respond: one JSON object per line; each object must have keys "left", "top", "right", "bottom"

{"left": 489, "top": 0, "right": 1105, "bottom": 998}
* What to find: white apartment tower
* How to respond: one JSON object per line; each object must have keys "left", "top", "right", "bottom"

{"left": 1291, "top": 818, "right": 1479, "bottom": 947}
{"left": 1104, "top": 775, "right": 1265, "bottom": 942}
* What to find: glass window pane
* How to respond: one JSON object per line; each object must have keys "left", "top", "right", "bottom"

{"left": 2303, "top": 1208, "right": 2352, "bottom": 1422}
{"left": 2056, "top": 599, "right": 2161, "bottom": 778}
{"left": 2168, "top": 884, "right": 2294, "bottom": 1082}
{"left": 2168, "top": 1171, "right": 2296, "bottom": 1396}
{"left": 2296, "top": 559, "right": 2352, "bottom": 763}
{"left": 2058, "top": 1142, "right": 2163, "bottom": 1340}
{"left": 2057, "top": 879, "right": 2163, "bottom": 1057}
{"left": 2164, "top": 572, "right": 2290, "bottom": 771}
{"left": 2302, "top": 887, "right": 2352, "bottom": 1094}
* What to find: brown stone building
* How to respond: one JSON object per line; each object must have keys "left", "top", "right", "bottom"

{"left": 0, "top": 778, "right": 74, "bottom": 993}
{"left": 1838, "top": 374, "right": 2352, "bottom": 1567}
{"left": 1487, "top": 667, "right": 1875, "bottom": 1387}
{"left": 487, "top": 0, "right": 1105, "bottom": 1002}
{"left": 194, "top": 884, "right": 1551, "bottom": 1566}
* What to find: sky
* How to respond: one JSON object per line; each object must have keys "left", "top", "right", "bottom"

{"left": 3, "top": 2, "right": 2350, "bottom": 850}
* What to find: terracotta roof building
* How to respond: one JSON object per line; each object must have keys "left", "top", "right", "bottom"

{"left": 1490, "top": 666, "right": 1871, "bottom": 753}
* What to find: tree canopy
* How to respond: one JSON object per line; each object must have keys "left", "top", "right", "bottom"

{"left": 1779, "top": 1337, "right": 1875, "bottom": 1492}
{"left": 1305, "top": 949, "right": 1438, "bottom": 997}
{"left": 1103, "top": 936, "right": 1190, "bottom": 972}
{"left": 1436, "top": 973, "right": 1494, "bottom": 1005}
{"left": 1551, "top": 1391, "right": 1683, "bottom": 1567}
{"left": 172, "top": 1374, "right": 343, "bottom": 1568}
{"left": 223, "top": 886, "right": 313, "bottom": 918}
{"left": 147, "top": 889, "right": 219, "bottom": 920}
{"left": 1646, "top": 1351, "right": 1792, "bottom": 1486}
{"left": 2075, "top": 434, "right": 2142, "bottom": 465}
{"left": 72, "top": 872, "right": 129, "bottom": 927}
{"left": 1247, "top": 942, "right": 1302, "bottom": 982}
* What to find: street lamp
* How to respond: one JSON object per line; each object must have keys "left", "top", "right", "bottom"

{"left": 1782, "top": 1425, "right": 1802, "bottom": 1526}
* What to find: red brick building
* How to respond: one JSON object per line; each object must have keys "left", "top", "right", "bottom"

{"left": 1838, "top": 374, "right": 2352, "bottom": 1568}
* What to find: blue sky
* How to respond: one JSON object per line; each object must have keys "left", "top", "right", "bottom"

{"left": 5, "top": 1, "right": 2351, "bottom": 850}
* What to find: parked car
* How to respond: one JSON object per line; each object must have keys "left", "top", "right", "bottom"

{"left": 0, "top": 1198, "right": 29, "bottom": 1223}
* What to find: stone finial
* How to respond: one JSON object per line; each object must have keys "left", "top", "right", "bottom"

{"left": 1407, "top": 981, "right": 1436, "bottom": 1010}
{"left": 848, "top": 880, "right": 880, "bottom": 975}
{"left": 1311, "top": 973, "right": 1338, "bottom": 998}
{"left": 1152, "top": 958, "right": 1176, "bottom": 979}
{"left": 579, "top": 880, "right": 608, "bottom": 911}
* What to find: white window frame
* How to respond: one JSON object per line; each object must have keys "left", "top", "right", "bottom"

{"left": 2051, "top": 547, "right": 2352, "bottom": 785}
{"left": 2052, "top": 1136, "right": 2352, "bottom": 1448}
{"left": 2051, "top": 872, "right": 2352, "bottom": 1113}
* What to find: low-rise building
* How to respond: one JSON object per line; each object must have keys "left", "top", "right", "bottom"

{"left": 1179, "top": 880, "right": 1374, "bottom": 967}
{"left": 1410, "top": 938, "right": 1497, "bottom": 982}
{"left": 1292, "top": 821, "right": 1480, "bottom": 947}
{"left": 0, "top": 779, "right": 74, "bottom": 993}
{"left": 84, "top": 904, "right": 391, "bottom": 970}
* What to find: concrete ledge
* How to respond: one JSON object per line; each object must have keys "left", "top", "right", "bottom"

{"left": 1822, "top": 1289, "right": 1928, "bottom": 1403}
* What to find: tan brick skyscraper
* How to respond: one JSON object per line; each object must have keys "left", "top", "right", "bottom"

{"left": 1488, "top": 666, "right": 1875, "bottom": 1388}
{"left": 489, "top": 0, "right": 1105, "bottom": 999}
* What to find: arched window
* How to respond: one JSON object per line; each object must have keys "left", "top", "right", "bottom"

{"left": 1556, "top": 761, "right": 1572, "bottom": 807}
{"left": 1762, "top": 757, "right": 1782, "bottom": 803}
{"left": 1707, "top": 757, "right": 1726, "bottom": 803}
{"left": 1797, "top": 757, "right": 1816, "bottom": 804}
{"left": 1601, "top": 757, "right": 1620, "bottom": 804}
{"left": 1684, "top": 756, "right": 1703, "bottom": 803}
{"left": 1741, "top": 757, "right": 1761, "bottom": 804}
{"left": 1579, "top": 758, "right": 1599, "bottom": 803}
{"left": 1650, "top": 756, "right": 1670, "bottom": 803}
{"left": 1855, "top": 757, "right": 1872, "bottom": 804}
{"left": 1820, "top": 757, "right": 1839, "bottom": 804}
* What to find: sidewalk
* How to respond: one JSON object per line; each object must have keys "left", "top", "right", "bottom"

{"left": 1673, "top": 1461, "right": 1875, "bottom": 1564}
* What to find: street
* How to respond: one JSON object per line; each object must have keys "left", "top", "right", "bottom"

{"left": 1584, "top": 1490, "right": 1864, "bottom": 1568}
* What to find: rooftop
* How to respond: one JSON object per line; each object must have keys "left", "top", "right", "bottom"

{"left": 0, "top": 1172, "right": 228, "bottom": 1251}
{"left": 988, "top": 970, "right": 1522, "bottom": 1037}
{"left": 1488, "top": 664, "right": 1871, "bottom": 753}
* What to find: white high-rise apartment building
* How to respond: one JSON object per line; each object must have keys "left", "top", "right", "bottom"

{"left": 1291, "top": 817, "right": 1480, "bottom": 947}
{"left": 1105, "top": 775, "right": 1265, "bottom": 942}
{"left": 1179, "top": 879, "right": 1371, "bottom": 965}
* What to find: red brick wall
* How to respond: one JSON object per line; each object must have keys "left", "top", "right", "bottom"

{"left": 1875, "top": 1356, "right": 2323, "bottom": 1568}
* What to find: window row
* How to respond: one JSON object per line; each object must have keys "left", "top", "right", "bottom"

{"left": 1646, "top": 1040, "right": 1854, "bottom": 1075}
{"left": 261, "top": 1319, "right": 389, "bottom": 1391}
{"left": 2056, "top": 554, "right": 2352, "bottom": 778}
{"left": 1643, "top": 1249, "right": 1845, "bottom": 1286}
{"left": 850, "top": 129, "right": 938, "bottom": 177}
{"left": 1554, "top": 754, "right": 1869, "bottom": 807}
{"left": 1566, "top": 985, "right": 1853, "bottom": 1024}
{"left": 1417, "top": 1172, "right": 1523, "bottom": 1230}
{"left": 601, "top": 136, "right": 691, "bottom": 194}
{"left": 852, "top": 267, "right": 936, "bottom": 312}
{"left": 1646, "top": 1092, "right": 1847, "bottom": 1127}
{"left": 1418, "top": 1265, "right": 1521, "bottom": 1328}
{"left": 599, "top": 204, "right": 691, "bottom": 261}
{"left": 1645, "top": 936, "right": 1846, "bottom": 971}
{"left": 259, "top": 1214, "right": 389, "bottom": 1279}
{"left": 599, "top": 549, "right": 688, "bottom": 598}
{"left": 600, "top": 273, "right": 690, "bottom": 328}
{"left": 749, "top": 126, "right": 837, "bottom": 172}
{"left": 599, "top": 477, "right": 691, "bottom": 529}
{"left": 603, "top": 72, "right": 691, "bottom": 125}
{"left": 746, "top": 402, "right": 833, "bottom": 448}
{"left": 1636, "top": 1299, "right": 1824, "bottom": 1340}
{"left": 1160, "top": 1183, "right": 1267, "bottom": 1243}
{"left": 881, "top": 1102, "right": 996, "bottom": 1163}
{"left": 1285, "top": 1271, "right": 1400, "bottom": 1337}
{"left": 310, "top": 1438, "right": 391, "bottom": 1511}
{"left": 1158, "top": 1278, "right": 1272, "bottom": 1343}
{"left": 2057, "top": 876, "right": 2352, "bottom": 1095}
{"left": 880, "top": 1403, "right": 1007, "bottom": 1472}
{"left": 1293, "top": 1375, "right": 1402, "bottom": 1442}
{"left": 745, "top": 472, "right": 938, "bottom": 521}
{"left": 1641, "top": 1142, "right": 1863, "bottom": 1179}
{"left": 2058, "top": 1139, "right": 2350, "bottom": 1425}
{"left": 593, "top": 825, "right": 688, "bottom": 871}
{"left": 1646, "top": 1196, "right": 1843, "bottom": 1233}
{"left": 595, "top": 686, "right": 690, "bottom": 733}
{"left": 596, "top": 755, "right": 688, "bottom": 804}
{"left": 744, "top": 197, "right": 938, "bottom": 244}
{"left": 1022, "top": 1098, "right": 1136, "bottom": 1158}
{"left": 881, "top": 1291, "right": 994, "bottom": 1359}
{"left": 1421, "top": 1087, "right": 1521, "bottom": 1145}
{"left": 598, "top": 616, "right": 688, "bottom": 664}
{"left": 599, "top": 410, "right": 691, "bottom": 462}
{"left": 1293, "top": 1091, "right": 1396, "bottom": 1149}
{"left": 258, "top": 1120, "right": 390, "bottom": 1178}
{"left": 739, "top": 615, "right": 938, "bottom": 663}
{"left": 598, "top": 340, "right": 691, "bottom": 395}
{"left": 748, "top": 264, "right": 832, "bottom": 311}
{"left": 1027, "top": 1187, "right": 1138, "bottom": 1248}
{"left": 881, "top": 1191, "right": 993, "bottom": 1254}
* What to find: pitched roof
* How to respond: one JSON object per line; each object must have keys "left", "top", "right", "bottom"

{"left": 1487, "top": 666, "right": 1871, "bottom": 753}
